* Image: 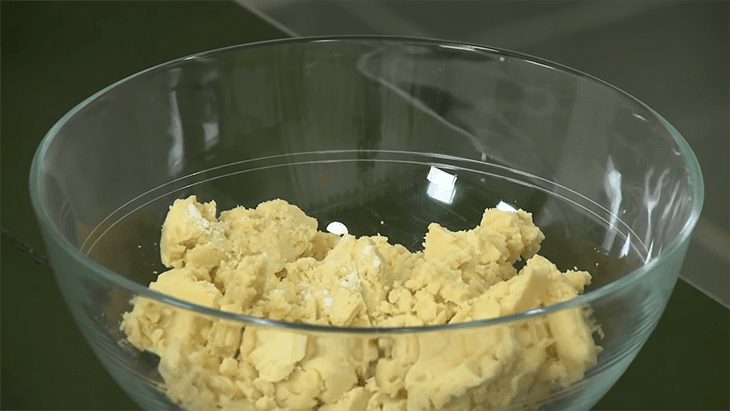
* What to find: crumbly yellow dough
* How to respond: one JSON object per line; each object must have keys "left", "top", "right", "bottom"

{"left": 121, "top": 196, "right": 601, "bottom": 411}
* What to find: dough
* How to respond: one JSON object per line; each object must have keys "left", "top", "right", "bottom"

{"left": 121, "top": 196, "right": 601, "bottom": 411}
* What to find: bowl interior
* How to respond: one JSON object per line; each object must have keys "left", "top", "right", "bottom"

{"left": 83, "top": 151, "right": 644, "bottom": 293}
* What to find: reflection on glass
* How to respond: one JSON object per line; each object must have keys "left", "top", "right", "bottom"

{"left": 602, "top": 157, "right": 622, "bottom": 252}
{"left": 643, "top": 167, "right": 669, "bottom": 257}
{"left": 439, "top": 44, "right": 476, "bottom": 52}
{"left": 496, "top": 200, "right": 518, "bottom": 212}
{"left": 620, "top": 233, "right": 631, "bottom": 258}
{"left": 326, "top": 221, "right": 349, "bottom": 235}
{"left": 426, "top": 166, "right": 456, "bottom": 204}
{"left": 167, "top": 91, "right": 184, "bottom": 176}
{"left": 202, "top": 122, "right": 219, "bottom": 151}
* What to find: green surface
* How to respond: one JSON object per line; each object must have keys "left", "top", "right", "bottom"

{"left": 1, "top": 2, "right": 728, "bottom": 410}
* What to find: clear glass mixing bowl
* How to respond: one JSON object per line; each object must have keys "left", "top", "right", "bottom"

{"left": 30, "top": 37, "right": 703, "bottom": 411}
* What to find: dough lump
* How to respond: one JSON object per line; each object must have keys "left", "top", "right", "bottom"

{"left": 121, "top": 196, "right": 601, "bottom": 411}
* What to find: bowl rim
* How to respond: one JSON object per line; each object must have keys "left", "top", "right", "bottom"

{"left": 29, "top": 35, "right": 705, "bottom": 334}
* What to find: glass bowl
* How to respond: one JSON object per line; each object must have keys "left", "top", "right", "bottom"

{"left": 30, "top": 37, "right": 703, "bottom": 411}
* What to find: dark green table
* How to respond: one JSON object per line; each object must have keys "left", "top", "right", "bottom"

{"left": 2, "top": 2, "right": 728, "bottom": 410}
